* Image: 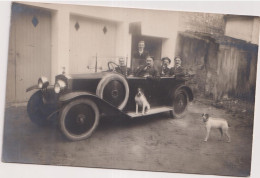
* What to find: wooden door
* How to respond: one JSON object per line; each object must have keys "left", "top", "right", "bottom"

{"left": 7, "top": 4, "right": 51, "bottom": 102}
{"left": 70, "top": 15, "right": 117, "bottom": 74}
{"left": 236, "top": 51, "right": 251, "bottom": 98}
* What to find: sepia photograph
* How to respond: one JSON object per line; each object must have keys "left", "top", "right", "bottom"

{"left": 1, "top": 1, "right": 260, "bottom": 178}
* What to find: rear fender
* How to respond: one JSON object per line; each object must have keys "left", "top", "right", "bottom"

{"left": 59, "top": 92, "right": 126, "bottom": 116}
{"left": 174, "top": 85, "right": 194, "bottom": 102}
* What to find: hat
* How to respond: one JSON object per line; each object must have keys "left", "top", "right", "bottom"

{"left": 146, "top": 55, "right": 154, "bottom": 60}
{"left": 174, "top": 56, "right": 182, "bottom": 61}
{"left": 161, "top": 57, "right": 171, "bottom": 63}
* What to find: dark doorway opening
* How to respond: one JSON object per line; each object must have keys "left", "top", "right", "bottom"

{"left": 131, "top": 35, "right": 162, "bottom": 70}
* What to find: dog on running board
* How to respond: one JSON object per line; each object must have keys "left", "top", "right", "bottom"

{"left": 135, "top": 88, "right": 150, "bottom": 115}
{"left": 202, "top": 113, "right": 231, "bottom": 142}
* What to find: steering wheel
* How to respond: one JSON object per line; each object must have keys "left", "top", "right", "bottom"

{"left": 107, "top": 61, "right": 124, "bottom": 74}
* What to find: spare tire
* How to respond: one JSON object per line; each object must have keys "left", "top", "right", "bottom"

{"left": 96, "top": 73, "right": 129, "bottom": 110}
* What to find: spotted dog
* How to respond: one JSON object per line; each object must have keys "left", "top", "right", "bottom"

{"left": 202, "top": 113, "right": 231, "bottom": 142}
{"left": 135, "top": 88, "right": 150, "bottom": 115}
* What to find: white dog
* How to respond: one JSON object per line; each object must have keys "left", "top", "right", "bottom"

{"left": 135, "top": 88, "right": 150, "bottom": 115}
{"left": 202, "top": 113, "right": 231, "bottom": 142}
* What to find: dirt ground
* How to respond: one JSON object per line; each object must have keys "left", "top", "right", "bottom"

{"left": 1, "top": 100, "right": 254, "bottom": 177}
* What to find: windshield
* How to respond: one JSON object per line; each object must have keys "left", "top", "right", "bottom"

{"left": 86, "top": 56, "right": 130, "bottom": 73}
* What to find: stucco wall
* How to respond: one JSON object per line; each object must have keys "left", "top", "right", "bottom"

{"left": 21, "top": 2, "right": 181, "bottom": 67}
{"left": 225, "top": 16, "right": 259, "bottom": 44}
{"left": 225, "top": 17, "right": 254, "bottom": 42}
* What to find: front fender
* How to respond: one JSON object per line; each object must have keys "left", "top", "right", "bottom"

{"left": 59, "top": 91, "right": 96, "bottom": 102}
{"left": 26, "top": 85, "right": 39, "bottom": 92}
{"left": 59, "top": 92, "right": 126, "bottom": 117}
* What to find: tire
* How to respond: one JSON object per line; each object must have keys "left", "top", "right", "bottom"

{"left": 59, "top": 98, "right": 100, "bottom": 141}
{"left": 170, "top": 89, "right": 188, "bottom": 119}
{"left": 96, "top": 73, "right": 129, "bottom": 110}
{"left": 27, "top": 91, "right": 50, "bottom": 126}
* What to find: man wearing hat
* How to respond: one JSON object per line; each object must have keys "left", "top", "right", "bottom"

{"left": 159, "top": 57, "right": 172, "bottom": 77}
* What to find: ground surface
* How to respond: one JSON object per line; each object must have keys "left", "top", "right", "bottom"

{"left": 2, "top": 100, "right": 254, "bottom": 177}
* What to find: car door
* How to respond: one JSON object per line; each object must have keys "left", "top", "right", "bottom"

{"left": 151, "top": 77, "right": 184, "bottom": 106}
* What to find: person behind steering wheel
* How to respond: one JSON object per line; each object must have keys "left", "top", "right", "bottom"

{"left": 134, "top": 56, "right": 159, "bottom": 78}
{"left": 115, "top": 57, "right": 131, "bottom": 75}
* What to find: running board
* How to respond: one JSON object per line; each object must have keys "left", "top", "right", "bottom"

{"left": 127, "top": 106, "right": 172, "bottom": 118}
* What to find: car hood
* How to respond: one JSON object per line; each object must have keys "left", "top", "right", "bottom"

{"left": 66, "top": 72, "right": 107, "bottom": 79}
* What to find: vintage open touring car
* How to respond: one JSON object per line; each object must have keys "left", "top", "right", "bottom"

{"left": 26, "top": 61, "right": 193, "bottom": 141}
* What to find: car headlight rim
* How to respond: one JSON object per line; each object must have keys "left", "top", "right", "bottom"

{"left": 54, "top": 80, "right": 66, "bottom": 94}
{"left": 38, "top": 76, "right": 49, "bottom": 89}
{"left": 38, "top": 79, "right": 43, "bottom": 88}
{"left": 54, "top": 83, "right": 61, "bottom": 93}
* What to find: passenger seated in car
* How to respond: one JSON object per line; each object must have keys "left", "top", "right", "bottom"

{"left": 115, "top": 58, "right": 131, "bottom": 75}
{"left": 159, "top": 57, "right": 172, "bottom": 77}
{"left": 134, "top": 56, "right": 159, "bottom": 78}
{"left": 170, "top": 56, "right": 186, "bottom": 79}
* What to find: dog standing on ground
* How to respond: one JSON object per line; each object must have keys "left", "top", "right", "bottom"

{"left": 202, "top": 113, "right": 231, "bottom": 142}
{"left": 135, "top": 88, "right": 150, "bottom": 115}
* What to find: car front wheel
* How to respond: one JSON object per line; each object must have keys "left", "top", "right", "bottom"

{"left": 59, "top": 98, "right": 100, "bottom": 141}
{"left": 170, "top": 89, "right": 188, "bottom": 118}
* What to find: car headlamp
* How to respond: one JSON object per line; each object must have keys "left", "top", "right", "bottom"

{"left": 54, "top": 80, "right": 66, "bottom": 94}
{"left": 38, "top": 76, "right": 49, "bottom": 89}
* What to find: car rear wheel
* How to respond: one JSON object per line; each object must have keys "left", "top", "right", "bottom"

{"left": 27, "top": 91, "right": 50, "bottom": 126}
{"left": 170, "top": 89, "right": 188, "bottom": 118}
{"left": 59, "top": 98, "right": 100, "bottom": 141}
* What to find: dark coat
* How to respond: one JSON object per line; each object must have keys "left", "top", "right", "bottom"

{"left": 134, "top": 65, "right": 159, "bottom": 77}
{"left": 132, "top": 51, "right": 149, "bottom": 69}
{"left": 170, "top": 66, "right": 186, "bottom": 79}
{"left": 159, "top": 67, "right": 172, "bottom": 77}
{"left": 115, "top": 66, "right": 131, "bottom": 75}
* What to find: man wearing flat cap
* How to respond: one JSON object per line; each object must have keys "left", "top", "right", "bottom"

{"left": 159, "top": 57, "right": 172, "bottom": 77}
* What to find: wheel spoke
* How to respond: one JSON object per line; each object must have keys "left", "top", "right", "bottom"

{"left": 103, "top": 80, "right": 126, "bottom": 106}
{"left": 65, "top": 104, "right": 95, "bottom": 135}
{"left": 60, "top": 99, "right": 100, "bottom": 141}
